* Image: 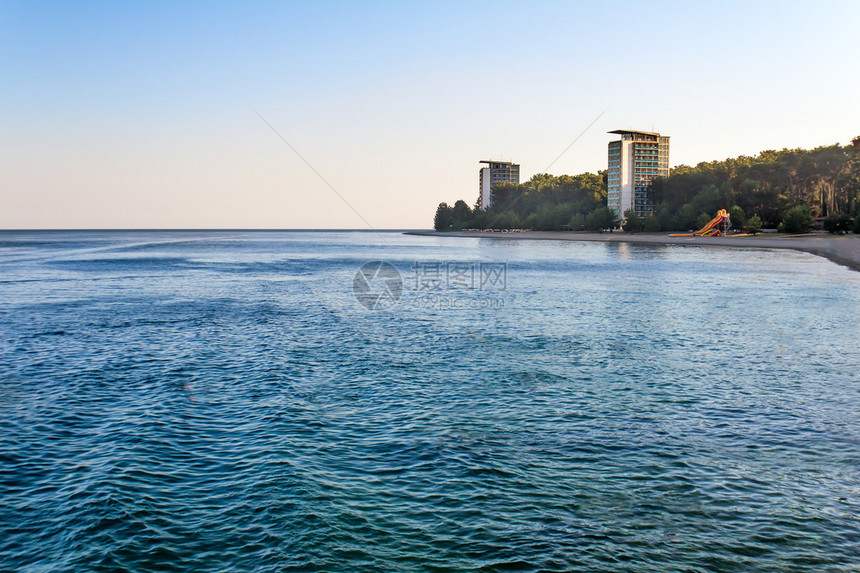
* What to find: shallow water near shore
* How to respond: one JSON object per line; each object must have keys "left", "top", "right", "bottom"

{"left": 2, "top": 230, "right": 859, "bottom": 571}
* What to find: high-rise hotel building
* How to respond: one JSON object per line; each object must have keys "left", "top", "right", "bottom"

{"left": 478, "top": 160, "right": 520, "bottom": 210}
{"left": 607, "top": 130, "right": 669, "bottom": 219}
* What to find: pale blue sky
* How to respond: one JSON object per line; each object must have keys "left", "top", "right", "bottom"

{"left": 2, "top": 1, "right": 859, "bottom": 229}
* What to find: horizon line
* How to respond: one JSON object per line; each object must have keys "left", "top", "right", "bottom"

{"left": 0, "top": 228, "right": 432, "bottom": 232}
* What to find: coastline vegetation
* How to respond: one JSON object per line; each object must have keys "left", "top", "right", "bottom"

{"left": 435, "top": 137, "right": 860, "bottom": 234}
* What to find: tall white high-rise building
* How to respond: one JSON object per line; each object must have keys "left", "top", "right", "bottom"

{"left": 478, "top": 160, "right": 520, "bottom": 210}
{"left": 607, "top": 130, "right": 669, "bottom": 219}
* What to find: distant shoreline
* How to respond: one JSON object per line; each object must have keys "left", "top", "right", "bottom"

{"left": 405, "top": 230, "right": 860, "bottom": 273}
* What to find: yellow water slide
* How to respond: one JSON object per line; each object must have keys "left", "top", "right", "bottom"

{"left": 670, "top": 209, "right": 730, "bottom": 237}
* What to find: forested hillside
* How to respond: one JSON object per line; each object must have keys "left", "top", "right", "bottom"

{"left": 434, "top": 137, "right": 860, "bottom": 233}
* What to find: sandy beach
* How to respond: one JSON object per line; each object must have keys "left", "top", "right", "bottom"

{"left": 406, "top": 230, "right": 860, "bottom": 273}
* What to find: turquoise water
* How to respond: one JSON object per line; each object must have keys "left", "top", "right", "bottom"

{"left": 1, "top": 230, "right": 859, "bottom": 571}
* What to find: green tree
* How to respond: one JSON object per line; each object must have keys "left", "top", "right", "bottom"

{"left": 743, "top": 214, "right": 763, "bottom": 234}
{"left": 530, "top": 202, "right": 568, "bottom": 230}
{"left": 695, "top": 212, "right": 713, "bottom": 231}
{"left": 490, "top": 182, "right": 519, "bottom": 211}
{"left": 729, "top": 205, "right": 746, "bottom": 230}
{"left": 674, "top": 203, "right": 699, "bottom": 230}
{"left": 434, "top": 202, "right": 453, "bottom": 231}
{"left": 655, "top": 205, "right": 674, "bottom": 231}
{"left": 495, "top": 210, "right": 522, "bottom": 230}
{"left": 644, "top": 215, "right": 661, "bottom": 232}
{"left": 782, "top": 205, "right": 814, "bottom": 234}
{"left": 568, "top": 213, "right": 586, "bottom": 231}
{"left": 823, "top": 212, "right": 852, "bottom": 233}
{"left": 469, "top": 208, "right": 489, "bottom": 230}
{"left": 586, "top": 207, "right": 619, "bottom": 232}
{"left": 452, "top": 200, "right": 472, "bottom": 222}
{"left": 622, "top": 209, "right": 645, "bottom": 233}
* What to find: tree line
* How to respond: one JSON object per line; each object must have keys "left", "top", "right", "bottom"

{"left": 434, "top": 136, "right": 860, "bottom": 234}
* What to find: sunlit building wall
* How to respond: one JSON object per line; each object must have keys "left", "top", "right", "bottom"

{"left": 607, "top": 130, "right": 669, "bottom": 219}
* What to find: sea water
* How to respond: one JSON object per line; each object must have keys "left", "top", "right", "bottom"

{"left": 1, "top": 230, "right": 859, "bottom": 571}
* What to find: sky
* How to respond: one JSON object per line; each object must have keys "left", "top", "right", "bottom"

{"left": 2, "top": 1, "right": 859, "bottom": 229}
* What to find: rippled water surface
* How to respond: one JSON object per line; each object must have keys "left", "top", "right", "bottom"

{"left": 2, "top": 230, "right": 859, "bottom": 572}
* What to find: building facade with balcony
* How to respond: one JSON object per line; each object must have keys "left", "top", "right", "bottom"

{"left": 478, "top": 160, "right": 520, "bottom": 210}
{"left": 607, "top": 130, "right": 669, "bottom": 219}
